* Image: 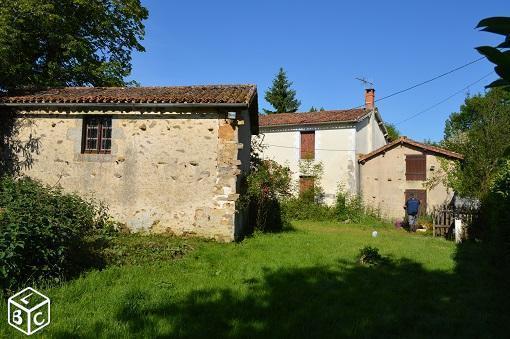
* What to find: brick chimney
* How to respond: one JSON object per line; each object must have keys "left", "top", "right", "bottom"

{"left": 365, "top": 88, "right": 375, "bottom": 110}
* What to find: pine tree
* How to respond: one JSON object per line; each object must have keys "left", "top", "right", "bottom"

{"left": 309, "top": 106, "right": 325, "bottom": 112}
{"left": 264, "top": 68, "right": 301, "bottom": 114}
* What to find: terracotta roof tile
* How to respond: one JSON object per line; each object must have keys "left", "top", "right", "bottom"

{"left": 259, "top": 109, "right": 369, "bottom": 127}
{"left": 358, "top": 136, "right": 464, "bottom": 162}
{"left": 0, "top": 85, "right": 257, "bottom": 105}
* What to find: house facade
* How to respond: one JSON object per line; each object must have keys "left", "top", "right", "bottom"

{"left": 358, "top": 137, "right": 464, "bottom": 219}
{"left": 0, "top": 85, "right": 258, "bottom": 242}
{"left": 259, "top": 89, "right": 389, "bottom": 203}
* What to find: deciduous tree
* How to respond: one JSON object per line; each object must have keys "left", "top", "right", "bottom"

{"left": 443, "top": 89, "right": 510, "bottom": 197}
{"left": 384, "top": 123, "right": 400, "bottom": 141}
{"left": 0, "top": 0, "right": 148, "bottom": 93}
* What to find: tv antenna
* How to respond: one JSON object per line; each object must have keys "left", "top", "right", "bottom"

{"left": 355, "top": 77, "right": 374, "bottom": 89}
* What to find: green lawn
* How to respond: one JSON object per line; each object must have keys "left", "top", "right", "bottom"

{"left": 1, "top": 221, "right": 509, "bottom": 338}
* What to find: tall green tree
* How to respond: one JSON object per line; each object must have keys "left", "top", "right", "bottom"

{"left": 384, "top": 123, "right": 400, "bottom": 141}
{"left": 264, "top": 68, "right": 301, "bottom": 114}
{"left": 476, "top": 17, "right": 510, "bottom": 90}
{"left": 0, "top": 0, "right": 148, "bottom": 93}
{"left": 443, "top": 88, "right": 510, "bottom": 198}
{"left": 422, "top": 139, "right": 441, "bottom": 147}
{"left": 309, "top": 106, "right": 325, "bottom": 112}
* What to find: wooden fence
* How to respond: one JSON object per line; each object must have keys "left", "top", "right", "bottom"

{"left": 432, "top": 208, "right": 454, "bottom": 238}
{"left": 432, "top": 207, "right": 477, "bottom": 240}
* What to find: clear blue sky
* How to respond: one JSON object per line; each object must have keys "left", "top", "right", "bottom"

{"left": 129, "top": 0, "right": 508, "bottom": 141}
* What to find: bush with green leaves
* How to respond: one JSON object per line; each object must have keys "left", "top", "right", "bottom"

{"left": 476, "top": 159, "right": 510, "bottom": 263}
{"left": 334, "top": 186, "right": 378, "bottom": 223}
{"left": 0, "top": 176, "right": 113, "bottom": 292}
{"left": 443, "top": 89, "right": 510, "bottom": 198}
{"left": 298, "top": 159, "right": 325, "bottom": 203}
{"left": 243, "top": 160, "right": 292, "bottom": 232}
{"left": 282, "top": 185, "right": 385, "bottom": 224}
{"left": 281, "top": 197, "right": 335, "bottom": 221}
{"left": 281, "top": 160, "right": 335, "bottom": 221}
{"left": 358, "top": 246, "right": 387, "bottom": 266}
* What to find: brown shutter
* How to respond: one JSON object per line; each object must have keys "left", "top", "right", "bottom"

{"left": 299, "top": 176, "right": 315, "bottom": 194}
{"left": 406, "top": 154, "right": 426, "bottom": 180}
{"left": 300, "top": 131, "right": 315, "bottom": 159}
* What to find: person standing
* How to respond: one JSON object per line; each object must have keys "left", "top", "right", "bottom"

{"left": 404, "top": 193, "right": 421, "bottom": 231}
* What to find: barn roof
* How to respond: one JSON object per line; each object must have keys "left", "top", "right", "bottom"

{"left": 0, "top": 85, "right": 259, "bottom": 133}
{"left": 358, "top": 136, "right": 464, "bottom": 163}
{"left": 0, "top": 85, "right": 257, "bottom": 105}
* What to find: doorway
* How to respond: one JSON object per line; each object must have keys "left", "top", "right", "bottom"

{"left": 404, "top": 189, "right": 427, "bottom": 216}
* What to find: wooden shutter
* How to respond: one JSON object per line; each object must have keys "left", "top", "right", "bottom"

{"left": 405, "top": 154, "right": 426, "bottom": 180}
{"left": 299, "top": 176, "right": 314, "bottom": 194}
{"left": 300, "top": 131, "right": 315, "bottom": 159}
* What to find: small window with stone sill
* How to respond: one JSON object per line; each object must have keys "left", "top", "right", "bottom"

{"left": 82, "top": 116, "right": 112, "bottom": 154}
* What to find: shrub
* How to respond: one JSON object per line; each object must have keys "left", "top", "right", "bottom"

{"left": 282, "top": 159, "right": 337, "bottom": 221}
{"left": 476, "top": 160, "right": 510, "bottom": 264}
{"left": 358, "top": 246, "right": 387, "bottom": 266}
{"left": 334, "top": 187, "right": 371, "bottom": 223}
{"left": 243, "top": 160, "right": 292, "bottom": 232}
{"left": 298, "top": 159, "right": 325, "bottom": 203}
{"left": 281, "top": 197, "right": 335, "bottom": 221}
{"left": 282, "top": 186, "right": 388, "bottom": 224}
{"left": 0, "top": 176, "right": 113, "bottom": 292}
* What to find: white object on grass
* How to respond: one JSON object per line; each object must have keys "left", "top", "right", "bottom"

{"left": 372, "top": 231, "right": 378, "bottom": 238}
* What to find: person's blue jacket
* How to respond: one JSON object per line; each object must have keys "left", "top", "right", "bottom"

{"left": 406, "top": 198, "right": 420, "bottom": 216}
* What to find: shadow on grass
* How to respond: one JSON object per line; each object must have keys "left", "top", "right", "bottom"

{"left": 100, "top": 242, "right": 509, "bottom": 338}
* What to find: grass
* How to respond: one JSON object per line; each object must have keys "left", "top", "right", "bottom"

{"left": 1, "top": 221, "right": 509, "bottom": 338}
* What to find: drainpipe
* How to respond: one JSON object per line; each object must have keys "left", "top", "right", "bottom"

{"left": 357, "top": 159, "right": 362, "bottom": 196}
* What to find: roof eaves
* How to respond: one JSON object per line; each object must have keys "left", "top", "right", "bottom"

{"left": 373, "top": 109, "right": 390, "bottom": 142}
{"left": 358, "top": 137, "right": 464, "bottom": 163}
{"left": 247, "top": 87, "right": 259, "bottom": 135}
{"left": 355, "top": 111, "right": 371, "bottom": 122}
{"left": 0, "top": 84, "right": 258, "bottom": 106}
{"left": 0, "top": 102, "right": 250, "bottom": 108}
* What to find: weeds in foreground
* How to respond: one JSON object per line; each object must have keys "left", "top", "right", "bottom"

{"left": 358, "top": 246, "right": 389, "bottom": 266}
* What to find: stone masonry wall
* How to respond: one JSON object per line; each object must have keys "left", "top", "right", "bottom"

{"left": 360, "top": 144, "right": 455, "bottom": 219}
{"left": 12, "top": 109, "right": 246, "bottom": 242}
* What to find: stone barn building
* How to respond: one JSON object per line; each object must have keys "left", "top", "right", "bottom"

{"left": 0, "top": 85, "right": 258, "bottom": 241}
{"left": 358, "top": 137, "right": 464, "bottom": 219}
